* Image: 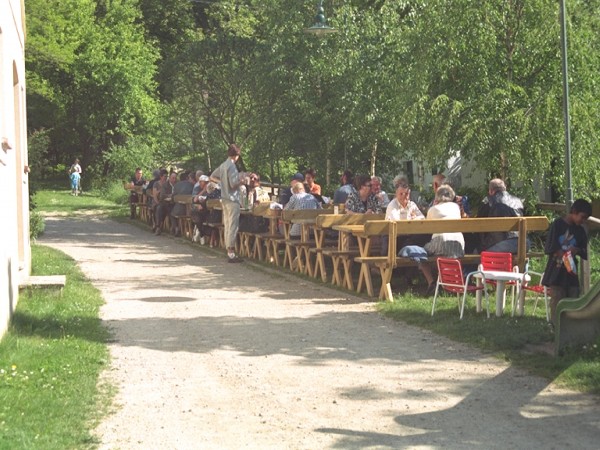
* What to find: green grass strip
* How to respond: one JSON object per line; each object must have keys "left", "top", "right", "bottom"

{"left": 0, "top": 245, "right": 111, "bottom": 449}
{"left": 34, "top": 188, "right": 127, "bottom": 218}
{"left": 379, "top": 289, "right": 600, "bottom": 394}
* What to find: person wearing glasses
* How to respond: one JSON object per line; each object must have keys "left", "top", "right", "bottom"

{"left": 344, "top": 175, "right": 383, "bottom": 215}
{"left": 371, "top": 175, "right": 390, "bottom": 208}
{"left": 243, "top": 173, "right": 270, "bottom": 206}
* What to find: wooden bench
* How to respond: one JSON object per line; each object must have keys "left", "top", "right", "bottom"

{"left": 348, "top": 216, "right": 550, "bottom": 300}
{"left": 124, "top": 184, "right": 146, "bottom": 220}
{"left": 205, "top": 199, "right": 225, "bottom": 248}
{"left": 314, "top": 213, "right": 385, "bottom": 286}
{"left": 280, "top": 209, "right": 334, "bottom": 273}
{"left": 248, "top": 204, "right": 279, "bottom": 261}
{"left": 173, "top": 194, "right": 193, "bottom": 239}
{"left": 20, "top": 275, "right": 67, "bottom": 297}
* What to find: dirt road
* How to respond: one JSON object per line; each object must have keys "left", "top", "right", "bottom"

{"left": 40, "top": 217, "right": 600, "bottom": 449}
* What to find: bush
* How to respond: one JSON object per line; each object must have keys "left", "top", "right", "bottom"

{"left": 98, "top": 180, "right": 129, "bottom": 205}
{"left": 29, "top": 210, "right": 45, "bottom": 240}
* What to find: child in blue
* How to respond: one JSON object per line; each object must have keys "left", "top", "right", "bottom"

{"left": 542, "top": 199, "right": 592, "bottom": 324}
{"left": 70, "top": 169, "right": 81, "bottom": 195}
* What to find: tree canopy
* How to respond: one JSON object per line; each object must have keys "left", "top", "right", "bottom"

{"left": 25, "top": 0, "right": 600, "bottom": 201}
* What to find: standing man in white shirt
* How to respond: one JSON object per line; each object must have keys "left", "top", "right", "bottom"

{"left": 210, "top": 144, "right": 245, "bottom": 263}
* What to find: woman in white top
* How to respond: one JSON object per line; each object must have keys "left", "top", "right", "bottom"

{"left": 424, "top": 185, "right": 465, "bottom": 257}
{"left": 420, "top": 184, "right": 465, "bottom": 295}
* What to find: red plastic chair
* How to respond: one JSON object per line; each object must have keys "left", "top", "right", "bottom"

{"left": 518, "top": 261, "right": 550, "bottom": 320}
{"left": 433, "top": 258, "right": 489, "bottom": 319}
{"left": 479, "top": 251, "right": 519, "bottom": 314}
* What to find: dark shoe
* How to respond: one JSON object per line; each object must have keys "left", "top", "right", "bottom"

{"left": 228, "top": 256, "right": 244, "bottom": 263}
{"left": 154, "top": 228, "right": 161, "bottom": 236}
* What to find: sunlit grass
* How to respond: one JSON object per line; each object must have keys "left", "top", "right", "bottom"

{"left": 35, "top": 188, "right": 127, "bottom": 218}
{"left": 379, "top": 270, "right": 600, "bottom": 394}
{"left": 0, "top": 245, "right": 112, "bottom": 449}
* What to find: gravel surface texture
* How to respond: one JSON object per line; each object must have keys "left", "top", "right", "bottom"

{"left": 40, "top": 216, "right": 600, "bottom": 449}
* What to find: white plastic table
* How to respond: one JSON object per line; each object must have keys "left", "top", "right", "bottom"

{"left": 474, "top": 270, "right": 530, "bottom": 317}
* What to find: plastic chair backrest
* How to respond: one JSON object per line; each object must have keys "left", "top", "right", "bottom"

{"left": 480, "top": 251, "right": 512, "bottom": 272}
{"left": 437, "top": 258, "right": 466, "bottom": 294}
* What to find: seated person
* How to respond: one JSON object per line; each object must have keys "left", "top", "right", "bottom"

{"left": 371, "top": 176, "right": 390, "bottom": 207}
{"left": 478, "top": 178, "right": 528, "bottom": 253}
{"left": 393, "top": 173, "right": 426, "bottom": 211}
{"left": 385, "top": 183, "right": 424, "bottom": 221}
{"left": 382, "top": 183, "right": 425, "bottom": 255}
{"left": 151, "top": 169, "right": 168, "bottom": 232}
{"left": 345, "top": 175, "right": 382, "bottom": 215}
{"left": 191, "top": 175, "right": 210, "bottom": 243}
{"left": 239, "top": 173, "right": 270, "bottom": 233}
{"left": 154, "top": 171, "right": 176, "bottom": 236}
{"left": 204, "top": 181, "right": 222, "bottom": 247}
{"left": 333, "top": 170, "right": 355, "bottom": 205}
{"left": 244, "top": 173, "right": 271, "bottom": 205}
{"left": 404, "top": 185, "right": 465, "bottom": 296}
{"left": 283, "top": 182, "right": 322, "bottom": 239}
{"left": 170, "top": 171, "right": 194, "bottom": 236}
{"left": 429, "top": 173, "right": 471, "bottom": 218}
{"left": 304, "top": 168, "right": 321, "bottom": 195}
{"left": 127, "top": 167, "right": 146, "bottom": 219}
{"left": 280, "top": 172, "right": 304, "bottom": 206}
{"left": 192, "top": 169, "right": 205, "bottom": 195}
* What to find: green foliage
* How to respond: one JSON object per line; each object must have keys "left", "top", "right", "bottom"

{"left": 27, "top": 129, "right": 51, "bottom": 181}
{"left": 25, "top": 0, "right": 600, "bottom": 202}
{"left": 103, "top": 136, "right": 158, "bottom": 182}
{"left": 0, "top": 245, "right": 111, "bottom": 448}
{"left": 26, "top": 0, "right": 162, "bottom": 175}
{"left": 29, "top": 211, "right": 46, "bottom": 241}
{"left": 98, "top": 181, "right": 130, "bottom": 206}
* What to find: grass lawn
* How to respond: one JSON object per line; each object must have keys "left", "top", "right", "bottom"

{"left": 379, "top": 235, "right": 600, "bottom": 395}
{"left": 34, "top": 187, "right": 127, "bottom": 218}
{"left": 0, "top": 245, "right": 112, "bottom": 449}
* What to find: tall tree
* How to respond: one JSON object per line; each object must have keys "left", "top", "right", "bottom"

{"left": 26, "top": 0, "right": 161, "bottom": 175}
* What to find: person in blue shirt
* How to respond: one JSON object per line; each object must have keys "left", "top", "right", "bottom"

{"left": 333, "top": 170, "right": 355, "bottom": 205}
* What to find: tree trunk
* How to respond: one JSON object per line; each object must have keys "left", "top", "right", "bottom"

{"left": 370, "top": 139, "right": 378, "bottom": 176}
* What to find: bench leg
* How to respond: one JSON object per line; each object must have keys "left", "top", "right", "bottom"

{"left": 314, "top": 252, "right": 328, "bottom": 282}
{"left": 331, "top": 256, "right": 342, "bottom": 287}
{"left": 283, "top": 244, "right": 294, "bottom": 269}
{"left": 379, "top": 266, "right": 393, "bottom": 301}
{"left": 253, "top": 236, "right": 264, "bottom": 261}
{"left": 356, "top": 262, "right": 375, "bottom": 297}
{"left": 356, "top": 263, "right": 371, "bottom": 295}
{"left": 342, "top": 258, "right": 354, "bottom": 291}
{"left": 303, "top": 248, "right": 314, "bottom": 277}
{"left": 271, "top": 241, "right": 282, "bottom": 266}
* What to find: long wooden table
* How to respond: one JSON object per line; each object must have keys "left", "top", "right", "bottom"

{"left": 339, "top": 216, "right": 550, "bottom": 302}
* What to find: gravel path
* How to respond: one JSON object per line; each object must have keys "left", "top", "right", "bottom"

{"left": 40, "top": 217, "right": 600, "bottom": 449}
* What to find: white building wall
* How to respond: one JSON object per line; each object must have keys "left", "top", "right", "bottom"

{"left": 0, "top": 0, "right": 30, "bottom": 337}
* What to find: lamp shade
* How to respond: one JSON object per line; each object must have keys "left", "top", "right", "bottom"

{"left": 305, "top": 2, "right": 336, "bottom": 36}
